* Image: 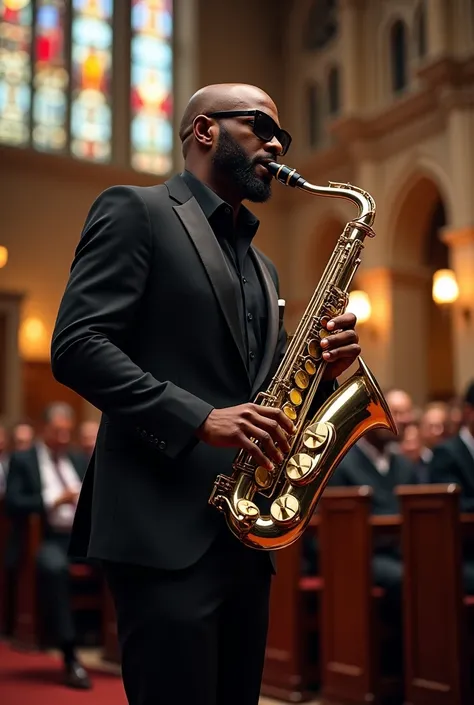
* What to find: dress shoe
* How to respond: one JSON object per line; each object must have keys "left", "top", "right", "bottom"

{"left": 64, "top": 659, "right": 92, "bottom": 689}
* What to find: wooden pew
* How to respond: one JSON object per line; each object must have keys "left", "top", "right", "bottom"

{"left": 319, "top": 487, "right": 402, "bottom": 705}
{"left": 261, "top": 519, "right": 321, "bottom": 702}
{"left": 397, "top": 484, "right": 474, "bottom": 705}
{"left": 13, "top": 513, "right": 103, "bottom": 650}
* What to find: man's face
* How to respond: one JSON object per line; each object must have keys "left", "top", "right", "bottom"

{"left": 43, "top": 414, "right": 73, "bottom": 454}
{"left": 385, "top": 390, "right": 414, "bottom": 436}
{"left": 211, "top": 93, "right": 285, "bottom": 203}
{"left": 13, "top": 423, "right": 34, "bottom": 451}
{"left": 401, "top": 423, "right": 421, "bottom": 462}
{"left": 420, "top": 407, "right": 449, "bottom": 448}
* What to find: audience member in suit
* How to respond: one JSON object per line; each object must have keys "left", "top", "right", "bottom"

{"left": 401, "top": 403, "right": 450, "bottom": 483}
{"left": 11, "top": 420, "right": 35, "bottom": 452}
{"left": 384, "top": 388, "right": 415, "bottom": 454}
{"left": 5, "top": 402, "right": 90, "bottom": 688}
{"left": 0, "top": 423, "right": 9, "bottom": 495}
{"left": 77, "top": 420, "right": 99, "bottom": 459}
{"left": 329, "top": 427, "right": 417, "bottom": 602}
{"left": 430, "top": 381, "right": 474, "bottom": 594}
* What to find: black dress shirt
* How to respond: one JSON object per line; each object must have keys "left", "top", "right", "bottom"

{"left": 181, "top": 170, "right": 267, "bottom": 384}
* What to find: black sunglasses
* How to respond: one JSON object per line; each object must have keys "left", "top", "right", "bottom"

{"left": 206, "top": 109, "right": 292, "bottom": 156}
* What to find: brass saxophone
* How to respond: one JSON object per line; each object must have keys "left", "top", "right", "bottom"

{"left": 209, "top": 161, "right": 396, "bottom": 550}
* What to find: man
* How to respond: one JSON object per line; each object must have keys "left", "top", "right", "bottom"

{"left": 430, "top": 381, "right": 474, "bottom": 593}
{"left": 0, "top": 423, "right": 9, "bottom": 495}
{"left": 5, "top": 403, "right": 89, "bottom": 688}
{"left": 50, "top": 83, "right": 361, "bottom": 705}
{"left": 12, "top": 420, "right": 35, "bottom": 452}
{"left": 329, "top": 426, "right": 417, "bottom": 598}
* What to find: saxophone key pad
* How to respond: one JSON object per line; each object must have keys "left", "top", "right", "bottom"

{"left": 304, "top": 358, "right": 317, "bottom": 375}
{"left": 307, "top": 339, "right": 322, "bottom": 360}
{"left": 286, "top": 453, "right": 314, "bottom": 481}
{"left": 270, "top": 494, "right": 300, "bottom": 524}
{"left": 282, "top": 403, "right": 297, "bottom": 421}
{"left": 302, "top": 422, "right": 330, "bottom": 450}
{"left": 254, "top": 465, "right": 273, "bottom": 489}
{"left": 289, "top": 388, "right": 303, "bottom": 406}
{"left": 294, "top": 369, "right": 309, "bottom": 389}
{"left": 236, "top": 499, "right": 260, "bottom": 519}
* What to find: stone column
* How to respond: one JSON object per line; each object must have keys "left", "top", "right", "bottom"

{"left": 339, "top": 0, "right": 362, "bottom": 114}
{"left": 442, "top": 226, "right": 474, "bottom": 394}
{"left": 426, "top": 0, "right": 449, "bottom": 58}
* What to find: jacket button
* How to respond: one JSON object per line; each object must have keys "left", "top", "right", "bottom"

{"left": 158, "top": 440, "right": 167, "bottom": 451}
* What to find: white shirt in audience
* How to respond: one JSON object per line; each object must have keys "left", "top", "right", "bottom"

{"left": 37, "top": 443, "right": 81, "bottom": 531}
{"left": 357, "top": 438, "right": 390, "bottom": 475}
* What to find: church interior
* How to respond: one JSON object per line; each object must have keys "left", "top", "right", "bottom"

{"left": 1, "top": 0, "right": 474, "bottom": 703}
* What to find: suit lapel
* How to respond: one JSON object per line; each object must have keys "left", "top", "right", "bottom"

{"left": 172, "top": 197, "right": 249, "bottom": 380}
{"left": 250, "top": 249, "right": 280, "bottom": 397}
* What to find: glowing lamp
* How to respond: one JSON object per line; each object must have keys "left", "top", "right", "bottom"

{"left": 432, "top": 269, "right": 459, "bottom": 305}
{"left": 347, "top": 290, "right": 372, "bottom": 324}
{"left": 0, "top": 246, "right": 8, "bottom": 268}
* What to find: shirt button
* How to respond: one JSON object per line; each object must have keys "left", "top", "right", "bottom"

{"left": 249, "top": 351, "right": 255, "bottom": 360}
{"left": 158, "top": 440, "right": 167, "bottom": 451}
{"left": 242, "top": 277, "right": 247, "bottom": 284}
{"left": 224, "top": 206, "right": 231, "bottom": 215}
{"left": 247, "top": 312, "right": 253, "bottom": 321}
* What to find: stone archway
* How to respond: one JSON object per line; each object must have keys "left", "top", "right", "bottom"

{"left": 391, "top": 175, "right": 455, "bottom": 403}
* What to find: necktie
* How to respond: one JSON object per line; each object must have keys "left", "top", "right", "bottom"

{"left": 51, "top": 454, "right": 70, "bottom": 491}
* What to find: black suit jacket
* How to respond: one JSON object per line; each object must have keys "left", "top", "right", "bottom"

{"left": 51, "top": 174, "right": 334, "bottom": 571}
{"left": 328, "top": 444, "right": 418, "bottom": 515}
{"left": 429, "top": 435, "right": 474, "bottom": 513}
{"left": 4, "top": 446, "right": 87, "bottom": 566}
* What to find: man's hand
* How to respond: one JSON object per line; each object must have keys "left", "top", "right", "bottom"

{"left": 53, "top": 489, "right": 79, "bottom": 509}
{"left": 196, "top": 404, "right": 296, "bottom": 470}
{"left": 321, "top": 312, "right": 360, "bottom": 381}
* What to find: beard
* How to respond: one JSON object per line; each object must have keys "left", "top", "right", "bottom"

{"left": 212, "top": 125, "right": 272, "bottom": 203}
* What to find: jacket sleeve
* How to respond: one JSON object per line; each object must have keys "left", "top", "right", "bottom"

{"left": 5, "top": 454, "right": 43, "bottom": 517}
{"left": 51, "top": 186, "right": 213, "bottom": 461}
{"left": 429, "top": 445, "right": 474, "bottom": 513}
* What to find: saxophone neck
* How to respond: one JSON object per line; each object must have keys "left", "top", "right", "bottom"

{"left": 267, "top": 161, "right": 376, "bottom": 232}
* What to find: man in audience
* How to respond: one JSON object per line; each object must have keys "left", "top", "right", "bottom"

{"left": 11, "top": 421, "right": 35, "bottom": 452}
{"left": 384, "top": 388, "right": 415, "bottom": 453}
{"left": 0, "top": 423, "right": 9, "bottom": 495}
{"left": 5, "top": 402, "right": 90, "bottom": 688}
{"left": 400, "top": 402, "right": 450, "bottom": 482}
{"left": 77, "top": 420, "right": 99, "bottom": 459}
{"left": 430, "top": 381, "right": 474, "bottom": 593}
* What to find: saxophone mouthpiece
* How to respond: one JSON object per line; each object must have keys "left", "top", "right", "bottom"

{"left": 267, "top": 161, "right": 305, "bottom": 188}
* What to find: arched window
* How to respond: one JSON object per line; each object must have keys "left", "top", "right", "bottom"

{"left": 328, "top": 66, "right": 340, "bottom": 116}
{"left": 307, "top": 82, "right": 322, "bottom": 148}
{"left": 414, "top": 2, "right": 427, "bottom": 59}
{"left": 0, "top": 0, "right": 174, "bottom": 175}
{"left": 390, "top": 20, "right": 408, "bottom": 93}
{"left": 304, "top": 0, "right": 338, "bottom": 52}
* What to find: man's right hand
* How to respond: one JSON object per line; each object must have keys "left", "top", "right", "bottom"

{"left": 196, "top": 404, "right": 296, "bottom": 469}
{"left": 54, "top": 489, "right": 79, "bottom": 508}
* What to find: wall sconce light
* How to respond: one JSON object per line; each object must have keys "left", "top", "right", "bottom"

{"left": 19, "top": 316, "right": 48, "bottom": 358}
{"left": 432, "top": 269, "right": 459, "bottom": 306}
{"left": 347, "top": 289, "right": 372, "bottom": 325}
{"left": 0, "top": 246, "right": 8, "bottom": 268}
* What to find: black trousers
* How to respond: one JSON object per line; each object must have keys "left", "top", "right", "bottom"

{"left": 36, "top": 532, "right": 76, "bottom": 647}
{"left": 102, "top": 528, "right": 272, "bottom": 705}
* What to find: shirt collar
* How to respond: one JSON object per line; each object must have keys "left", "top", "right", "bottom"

{"left": 181, "top": 170, "right": 260, "bottom": 236}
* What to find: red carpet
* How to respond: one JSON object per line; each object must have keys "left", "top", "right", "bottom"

{"left": 0, "top": 641, "right": 127, "bottom": 705}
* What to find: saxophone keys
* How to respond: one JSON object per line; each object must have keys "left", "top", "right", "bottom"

{"left": 294, "top": 369, "right": 310, "bottom": 389}
{"left": 282, "top": 402, "right": 298, "bottom": 420}
{"left": 304, "top": 358, "right": 317, "bottom": 375}
{"left": 236, "top": 499, "right": 260, "bottom": 519}
{"left": 254, "top": 465, "right": 273, "bottom": 489}
{"left": 289, "top": 388, "right": 303, "bottom": 406}
{"left": 286, "top": 453, "right": 314, "bottom": 481}
{"left": 303, "top": 422, "right": 330, "bottom": 450}
{"left": 308, "top": 339, "right": 322, "bottom": 360}
{"left": 270, "top": 494, "right": 300, "bottom": 524}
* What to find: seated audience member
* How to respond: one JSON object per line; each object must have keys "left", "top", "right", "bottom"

{"left": 401, "top": 403, "right": 450, "bottom": 482}
{"left": 12, "top": 421, "right": 35, "bottom": 452}
{"left": 5, "top": 403, "right": 90, "bottom": 688}
{"left": 384, "top": 388, "right": 415, "bottom": 453}
{"left": 329, "top": 426, "right": 417, "bottom": 602}
{"left": 430, "top": 382, "right": 474, "bottom": 593}
{"left": 77, "top": 420, "right": 98, "bottom": 459}
{"left": 447, "top": 397, "right": 463, "bottom": 436}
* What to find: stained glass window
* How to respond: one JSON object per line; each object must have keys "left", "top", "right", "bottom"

{"left": 71, "top": 0, "right": 113, "bottom": 162}
{"left": 32, "top": 1, "right": 68, "bottom": 152}
{"left": 130, "top": 0, "right": 173, "bottom": 175}
{"left": 0, "top": 0, "right": 33, "bottom": 146}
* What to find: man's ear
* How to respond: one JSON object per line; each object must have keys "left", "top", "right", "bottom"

{"left": 193, "top": 115, "right": 217, "bottom": 149}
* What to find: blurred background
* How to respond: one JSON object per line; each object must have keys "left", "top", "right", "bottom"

{"left": 0, "top": 0, "right": 473, "bottom": 704}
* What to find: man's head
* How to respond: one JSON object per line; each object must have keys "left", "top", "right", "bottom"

{"left": 42, "top": 402, "right": 74, "bottom": 455}
{"left": 79, "top": 420, "right": 99, "bottom": 457}
{"left": 12, "top": 421, "right": 34, "bottom": 451}
{"left": 419, "top": 402, "right": 449, "bottom": 449}
{"left": 400, "top": 422, "right": 422, "bottom": 462}
{"left": 179, "top": 83, "right": 290, "bottom": 205}
{"left": 0, "top": 424, "right": 7, "bottom": 455}
{"left": 385, "top": 388, "right": 415, "bottom": 436}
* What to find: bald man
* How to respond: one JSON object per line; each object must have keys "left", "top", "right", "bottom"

{"left": 51, "top": 83, "right": 360, "bottom": 705}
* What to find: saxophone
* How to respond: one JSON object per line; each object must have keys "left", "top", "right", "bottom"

{"left": 209, "top": 162, "right": 396, "bottom": 550}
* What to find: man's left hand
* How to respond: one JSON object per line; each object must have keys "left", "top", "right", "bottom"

{"left": 321, "top": 312, "right": 360, "bottom": 381}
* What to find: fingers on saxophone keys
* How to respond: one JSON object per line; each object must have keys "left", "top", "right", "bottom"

{"left": 320, "top": 329, "right": 359, "bottom": 350}
{"left": 327, "top": 312, "right": 357, "bottom": 331}
{"left": 323, "top": 343, "right": 361, "bottom": 361}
